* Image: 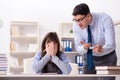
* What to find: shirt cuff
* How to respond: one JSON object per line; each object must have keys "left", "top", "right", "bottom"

{"left": 44, "top": 53, "right": 51, "bottom": 60}
{"left": 51, "top": 56, "right": 59, "bottom": 63}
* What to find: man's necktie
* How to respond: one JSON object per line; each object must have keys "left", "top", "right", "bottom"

{"left": 87, "top": 25, "right": 93, "bottom": 70}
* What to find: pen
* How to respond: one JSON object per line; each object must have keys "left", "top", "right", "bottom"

{"left": 89, "top": 47, "right": 94, "bottom": 49}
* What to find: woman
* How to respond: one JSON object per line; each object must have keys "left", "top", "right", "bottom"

{"left": 32, "top": 32, "right": 71, "bottom": 74}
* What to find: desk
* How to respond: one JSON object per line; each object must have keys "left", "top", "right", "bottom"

{"left": 0, "top": 74, "right": 120, "bottom": 80}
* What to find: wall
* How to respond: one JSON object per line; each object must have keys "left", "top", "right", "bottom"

{"left": 0, "top": 0, "right": 120, "bottom": 64}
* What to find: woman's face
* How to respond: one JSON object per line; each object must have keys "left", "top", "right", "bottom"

{"left": 45, "top": 41, "right": 58, "bottom": 56}
{"left": 45, "top": 41, "right": 58, "bottom": 50}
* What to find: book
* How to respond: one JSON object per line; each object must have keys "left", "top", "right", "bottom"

{"left": 0, "top": 63, "right": 7, "bottom": 67}
{"left": 0, "top": 67, "right": 7, "bottom": 71}
{"left": 10, "top": 42, "right": 19, "bottom": 51}
{"left": 95, "top": 66, "right": 120, "bottom": 70}
{"left": 0, "top": 57, "right": 7, "bottom": 61}
{"left": 96, "top": 66, "right": 120, "bottom": 74}
{"left": 10, "top": 42, "right": 15, "bottom": 51}
{"left": 0, "top": 54, "right": 6, "bottom": 58}
{"left": 0, "top": 70, "right": 6, "bottom": 75}
{"left": 97, "top": 70, "right": 120, "bottom": 74}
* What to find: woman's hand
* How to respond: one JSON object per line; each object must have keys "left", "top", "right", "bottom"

{"left": 50, "top": 42, "right": 58, "bottom": 56}
{"left": 45, "top": 42, "right": 58, "bottom": 56}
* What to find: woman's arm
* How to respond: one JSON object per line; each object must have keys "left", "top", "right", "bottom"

{"left": 32, "top": 52, "right": 51, "bottom": 73}
{"left": 51, "top": 53, "right": 72, "bottom": 74}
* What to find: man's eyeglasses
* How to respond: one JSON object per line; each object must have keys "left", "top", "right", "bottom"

{"left": 73, "top": 15, "right": 86, "bottom": 23}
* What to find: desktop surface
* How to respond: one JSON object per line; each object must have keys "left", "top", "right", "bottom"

{"left": 0, "top": 74, "right": 119, "bottom": 80}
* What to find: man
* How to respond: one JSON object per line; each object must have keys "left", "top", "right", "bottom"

{"left": 72, "top": 3, "right": 117, "bottom": 80}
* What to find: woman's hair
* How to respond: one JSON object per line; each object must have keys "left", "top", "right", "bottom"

{"left": 41, "top": 32, "right": 61, "bottom": 58}
{"left": 41, "top": 32, "right": 62, "bottom": 73}
{"left": 72, "top": 3, "right": 90, "bottom": 16}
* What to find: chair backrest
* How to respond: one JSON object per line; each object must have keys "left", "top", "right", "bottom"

{"left": 23, "top": 58, "right": 34, "bottom": 74}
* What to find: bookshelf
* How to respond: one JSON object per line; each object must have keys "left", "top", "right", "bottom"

{"left": 59, "top": 23, "right": 83, "bottom": 66}
{"left": 9, "top": 21, "right": 39, "bottom": 74}
{"left": 59, "top": 23, "right": 77, "bottom": 53}
{"left": 59, "top": 23, "right": 84, "bottom": 73}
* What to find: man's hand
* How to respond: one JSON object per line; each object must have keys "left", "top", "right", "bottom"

{"left": 80, "top": 41, "right": 91, "bottom": 50}
{"left": 93, "top": 45, "right": 103, "bottom": 53}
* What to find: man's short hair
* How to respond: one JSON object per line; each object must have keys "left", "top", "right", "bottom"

{"left": 72, "top": 3, "right": 90, "bottom": 16}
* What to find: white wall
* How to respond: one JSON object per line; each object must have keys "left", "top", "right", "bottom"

{"left": 0, "top": 0, "right": 120, "bottom": 63}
